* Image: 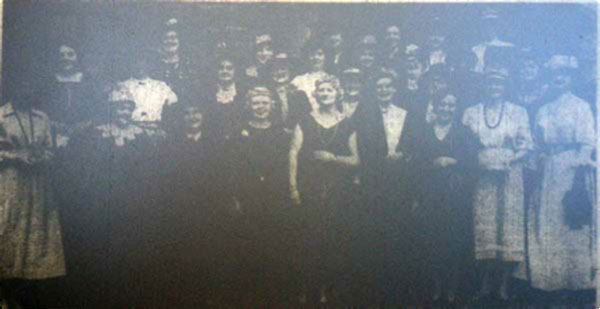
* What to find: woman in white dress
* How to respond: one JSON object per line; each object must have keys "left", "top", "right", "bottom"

{"left": 462, "top": 67, "right": 533, "bottom": 300}
{"left": 291, "top": 39, "right": 331, "bottom": 111}
{"left": 521, "top": 54, "right": 596, "bottom": 294}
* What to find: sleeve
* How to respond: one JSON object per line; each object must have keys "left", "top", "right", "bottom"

{"left": 575, "top": 101, "right": 595, "bottom": 147}
{"left": 461, "top": 106, "right": 476, "bottom": 134}
{"left": 164, "top": 84, "right": 178, "bottom": 106}
{"left": 514, "top": 106, "right": 534, "bottom": 152}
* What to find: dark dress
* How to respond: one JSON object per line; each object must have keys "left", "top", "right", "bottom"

{"left": 225, "top": 123, "right": 294, "bottom": 302}
{"left": 297, "top": 115, "right": 356, "bottom": 293}
{"left": 57, "top": 123, "right": 159, "bottom": 307}
{"left": 413, "top": 120, "right": 476, "bottom": 287}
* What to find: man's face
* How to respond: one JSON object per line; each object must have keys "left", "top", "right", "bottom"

{"left": 385, "top": 26, "right": 401, "bottom": 49}
{"left": 376, "top": 77, "right": 396, "bottom": 102}
{"left": 256, "top": 44, "right": 274, "bottom": 65}
{"left": 328, "top": 33, "right": 343, "bottom": 50}
{"left": 217, "top": 60, "right": 235, "bottom": 82}
{"left": 184, "top": 107, "right": 203, "bottom": 131}
{"left": 428, "top": 35, "right": 446, "bottom": 49}
{"left": 272, "top": 64, "right": 290, "bottom": 85}
{"left": 59, "top": 45, "right": 78, "bottom": 71}
{"left": 163, "top": 30, "right": 180, "bottom": 54}
{"left": 359, "top": 48, "right": 376, "bottom": 69}
{"left": 342, "top": 76, "right": 362, "bottom": 98}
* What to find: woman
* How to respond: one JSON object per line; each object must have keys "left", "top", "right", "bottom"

{"left": 60, "top": 98, "right": 159, "bottom": 307}
{"left": 462, "top": 67, "right": 533, "bottom": 301}
{"left": 356, "top": 68, "right": 418, "bottom": 305}
{"left": 520, "top": 54, "right": 595, "bottom": 296}
{"left": 289, "top": 74, "right": 359, "bottom": 305}
{"left": 515, "top": 48, "right": 548, "bottom": 120}
{"left": 414, "top": 89, "right": 476, "bottom": 304}
{"left": 0, "top": 91, "right": 65, "bottom": 308}
{"left": 226, "top": 86, "right": 292, "bottom": 304}
{"left": 291, "top": 39, "right": 331, "bottom": 111}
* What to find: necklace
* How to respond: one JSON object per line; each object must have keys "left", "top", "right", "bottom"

{"left": 483, "top": 101, "right": 505, "bottom": 129}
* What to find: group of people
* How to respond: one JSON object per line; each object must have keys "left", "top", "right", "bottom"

{"left": 0, "top": 6, "right": 596, "bottom": 308}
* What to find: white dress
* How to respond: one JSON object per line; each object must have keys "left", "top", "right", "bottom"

{"left": 462, "top": 102, "right": 533, "bottom": 262}
{"left": 518, "top": 92, "right": 596, "bottom": 291}
{"left": 110, "top": 77, "right": 178, "bottom": 123}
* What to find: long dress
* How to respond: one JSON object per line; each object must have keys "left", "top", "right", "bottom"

{"left": 297, "top": 114, "right": 355, "bottom": 291}
{"left": 521, "top": 92, "right": 596, "bottom": 291}
{"left": 462, "top": 102, "right": 533, "bottom": 262}
{"left": 0, "top": 103, "right": 65, "bottom": 280}
{"left": 414, "top": 120, "right": 476, "bottom": 281}
{"left": 57, "top": 120, "right": 158, "bottom": 307}
{"left": 226, "top": 123, "right": 293, "bottom": 302}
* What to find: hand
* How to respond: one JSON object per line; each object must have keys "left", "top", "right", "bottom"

{"left": 291, "top": 190, "right": 301, "bottom": 206}
{"left": 314, "top": 151, "right": 336, "bottom": 162}
{"left": 230, "top": 198, "right": 243, "bottom": 215}
{"left": 433, "top": 156, "right": 458, "bottom": 168}
{"left": 386, "top": 151, "right": 404, "bottom": 161}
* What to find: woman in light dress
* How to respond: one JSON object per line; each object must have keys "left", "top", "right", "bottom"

{"left": 462, "top": 67, "right": 533, "bottom": 300}
{"left": 518, "top": 54, "right": 596, "bottom": 295}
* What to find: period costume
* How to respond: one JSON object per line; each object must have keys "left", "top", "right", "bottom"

{"left": 520, "top": 91, "right": 596, "bottom": 291}
{"left": 462, "top": 102, "right": 533, "bottom": 262}
{"left": 0, "top": 103, "right": 65, "bottom": 280}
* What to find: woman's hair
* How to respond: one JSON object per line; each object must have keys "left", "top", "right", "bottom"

{"left": 245, "top": 85, "right": 274, "bottom": 103}
{"left": 313, "top": 74, "right": 344, "bottom": 110}
{"left": 301, "top": 38, "right": 333, "bottom": 72}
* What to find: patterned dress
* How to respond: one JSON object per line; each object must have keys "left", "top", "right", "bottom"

{"left": 519, "top": 92, "right": 596, "bottom": 291}
{"left": 462, "top": 102, "right": 533, "bottom": 262}
{"left": 0, "top": 103, "right": 66, "bottom": 280}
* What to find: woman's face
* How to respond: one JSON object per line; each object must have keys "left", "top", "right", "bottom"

{"left": 249, "top": 94, "right": 273, "bottom": 120}
{"left": 256, "top": 44, "right": 274, "bottom": 65}
{"left": 217, "top": 60, "right": 235, "bottom": 82}
{"left": 184, "top": 107, "right": 203, "bottom": 128}
{"left": 342, "top": 76, "right": 362, "bottom": 98}
{"left": 486, "top": 78, "right": 506, "bottom": 99}
{"left": 376, "top": 77, "right": 397, "bottom": 103}
{"left": 315, "top": 82, "right": 338, "bottom": 107}
{"left": 434, "top": 94, "right": 457, "bottom": 123}
{"left": 115, "top": 102, "right": 135, "bottom": 121}
{"left": 519, "top": 59, "right": 539, "bottom": 81}
{"left": 359, "top": 48, "right": 376, "bottom": 68}
{"left": 550, "top": 70, "right": 571, "bottom": 92}
{"left": 309, "top": 48, "right": 326, "bottom": 71}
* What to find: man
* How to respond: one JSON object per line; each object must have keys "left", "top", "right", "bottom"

{"left": 268, "top": 53, "right": 311, "bottom": 132}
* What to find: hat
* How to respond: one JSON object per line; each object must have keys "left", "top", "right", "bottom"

{"left": 545, "top": 54, "right": 578, "bottom": 70}
{"left": 342, "top": 67, "right": 361, "bottom": 76}
{"left": 484, "top": 66, "right": 509, "bottom": 80}
{"left": 374, "top": 67, "right": 398, "bottom": 82}
{"left": 246, "top": 86, "right": 273, "bottom": 100}
{"left": 481, "top": 8, "right": 500, "bottom": 20}
{"left": 256, "top": 34, "right": 272, "bottom": 46}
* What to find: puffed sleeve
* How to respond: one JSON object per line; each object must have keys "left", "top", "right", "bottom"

{"left": 461, "top": 105, "right": 477, "bottom": 135}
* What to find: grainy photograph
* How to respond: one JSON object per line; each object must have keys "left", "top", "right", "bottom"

{"left": 0, "top": 1, "right": 597, "bottom": 307}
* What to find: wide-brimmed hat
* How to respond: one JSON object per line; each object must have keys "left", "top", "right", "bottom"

{"left": 545, "top": 54, "right": 578, "bottom": 70}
